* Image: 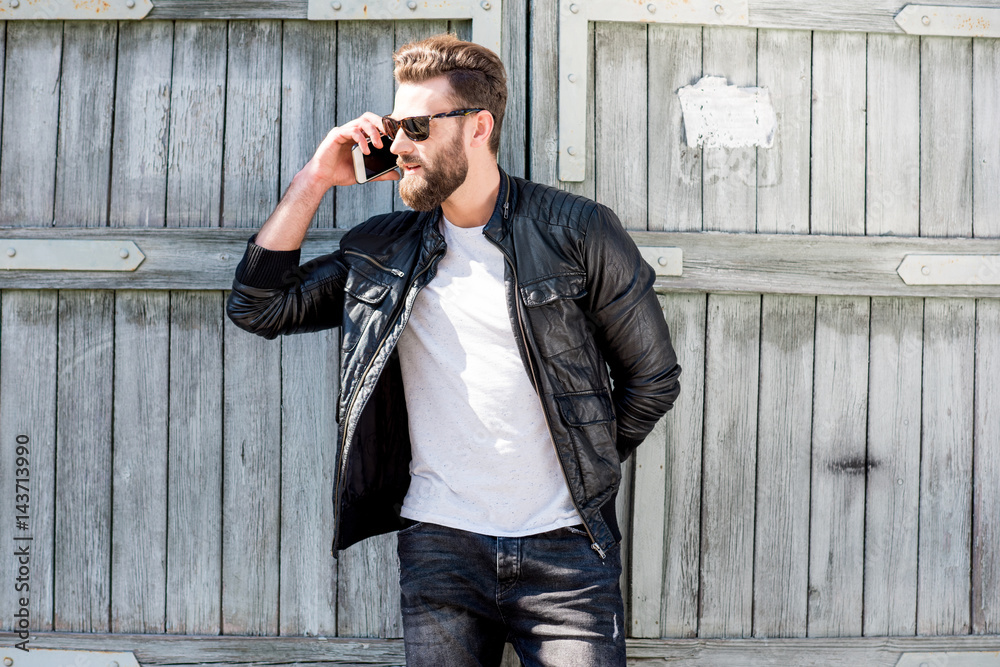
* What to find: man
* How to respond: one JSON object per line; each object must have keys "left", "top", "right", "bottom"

{"left": 227, "top": 33, "right": 680, "bottom": 667}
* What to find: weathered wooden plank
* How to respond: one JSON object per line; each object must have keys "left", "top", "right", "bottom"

{"left": 497, "top": 0, "right": 526, "bottom": 180}
{"left": 807, "top": 28, "right": 868, "bottom": 640}
{"left": 336, "top": 533, "right": 403, "bottom": 638}
{"left": 974, "top": 299, "right": 1000, "bottom": 634}
{"left": 392, "top": 20, "right": 450, "bottom": 213}
{"left": 919, "top": 299, "right": 975, "bottom": 635}
{"left": 166, "top": 21, "right": 227, "bottom": 227}
{"left": 0, "top": 22, "right": 62, "bottom": 225}
{"left": 863, "top": 30, "right": 922, "bottom": 638}
{"left": 974, "top": 37, "right": 1000, "bottom": 239}
{"left": 699, "top": 294, "right": 759, "bottom": 638}
{"left": 752, "top": 29, "right": 813, "bottom": 639}
{"left": 753, "top": 295, "right": 814, "bottom": 637}
{"left": 808, "top": 297, "right": 869, "bottom": 637}
{"left": 278, "top": 330, "right": 340, "bottom": 636}
{"left": 280, "top": 20, "right": 338, "bottom": 227}
{"left": 55, "top": 291, "right": 115, "bottom": 632}
{"left": 222, "top": 20, "right": 282, "bottom": 227}
{"left": 657, "top": 293, "right": 705, "bottom": 639}
{"left": 21, "top": 630, "right": 1000, "bottom": 666}
{"left": 701, "top": 26, "right": 756, "bottom": 233}
{"left": 150, "top": 0, "right": 309, "bottom": 18}
{"left": 110, "top": 21, "right": 173, "bottom": 228}
{"left": 647, "top": 25, "right": 701, "bottom": 233}
{"left": 165, "top": 292, "right": 224, "bottom": 634}
{"left": 335, "top": 21, "right": 395, "bottom": 228}
{"left": 2, "top": 227, "right": 1000, "bottom": 297}
{"left": 111, "top": 292, "right": 170, "bottom": 633}
{"left": 221, "top": 315, "right": 282, "bottom": 635}
{"left": 917, "top": 36, "right": 975, "bottom": 637}
{"left": 866, "top": 34, "right": 920, "bottom": 237}
{"left": 865, "top": 297, "right": 923, "bottom": 636}
{"left": 53, "top": 21, "right": 117, "bottom": 226}
{"left": 0, "top": 291, "right": 58, "bottom": 633}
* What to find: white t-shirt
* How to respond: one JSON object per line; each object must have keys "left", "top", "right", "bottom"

{"left": 396, "top": 213, "right": 579, "bottom": 536}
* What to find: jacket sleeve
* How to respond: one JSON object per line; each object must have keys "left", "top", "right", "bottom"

{"left": 226, "top": 232, "right": 347, "bottom": 340}
{"left": 582, "top": 203, "right": 682, "bottom": 461}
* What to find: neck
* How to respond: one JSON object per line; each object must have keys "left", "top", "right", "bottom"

{"left": 440, "top": 160, "right": 501, "bottom": 228}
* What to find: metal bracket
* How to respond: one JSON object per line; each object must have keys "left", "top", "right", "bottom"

{"left": 0, "top": 647, "right": 141, "bottom": 667}
{"left": 558, "top": 0, "right": 749, "bottom": 182}
{"left": 308, "top": 0, "right": 501, "bottom": 54}
{"left": 638, "top": 246, "right": 683, "bottom": 277}
{"left": 0, "top": 0, "right": 152, "bottom": 19}
{"left": 897, "top": 254, "right": 1000, "bottom": 286}
{"left": 0, "top": 239, "right": 145, "bottom": 272}
{"left": 894, "top": 4, "right": 1000, "bottom": 37}
{"left": 895, "top": 651, "right": 1000, "bottom": 667}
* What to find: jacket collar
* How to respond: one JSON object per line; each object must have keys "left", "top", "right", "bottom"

{"left": 417, "top": 164, "right": 518, "bottom": 247}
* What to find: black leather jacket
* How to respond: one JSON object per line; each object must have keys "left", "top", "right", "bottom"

{"left": 226, "top": 168, "right": 681, "bottom": 559}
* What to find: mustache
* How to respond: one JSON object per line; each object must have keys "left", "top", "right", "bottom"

{"left": 397, "top": 157, "right": 424, "bottom": 170}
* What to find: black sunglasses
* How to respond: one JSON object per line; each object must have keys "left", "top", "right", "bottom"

{"left": 382, "top": 108, "right": 485, "bottom": 142}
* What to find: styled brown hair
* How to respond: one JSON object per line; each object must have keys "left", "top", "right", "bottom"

{"left": 393, "top": 34, "right": 507, "bottom": 155}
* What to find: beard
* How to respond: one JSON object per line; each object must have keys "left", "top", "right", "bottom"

{"left": 397, "top": 130, "right": 469, "bottom": 211}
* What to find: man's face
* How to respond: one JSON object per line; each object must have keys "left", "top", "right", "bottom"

{"left": 389, "top": 76, "right": 470, "bottom": 211}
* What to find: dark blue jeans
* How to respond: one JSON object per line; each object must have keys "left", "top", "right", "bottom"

{"left": 396, "top": 522, "right": 626, "bottom": 667}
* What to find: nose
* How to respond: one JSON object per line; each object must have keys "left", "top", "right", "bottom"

{"left": 390, "top": 127, "right": 413, "bottom": 156}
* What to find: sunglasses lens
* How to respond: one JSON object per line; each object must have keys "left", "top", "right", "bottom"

{"left": 382, "top": 117, "right": 400, "bottom": 139}
{"left": 402, "top": 116, "right": 431, "bottom": 141}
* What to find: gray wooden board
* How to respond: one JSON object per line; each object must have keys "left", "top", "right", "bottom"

{"left": 496, "top": 0, "right": 525, "bottom": 180}
{"left": 0, "top": 22, "right": 62, "bottom": 225}
{"left": 336, "top": 532, "right": 403, "bottom": 638}
{"left": 699, "top": 294, "right": 759, "bottom": 638}
{"left": 281, "top": 20, "right": 339, "bottom": 229}
{"left": 110, "top": 21, "right": 174, "bottom": 228}
{"left": 279, "top": 330, "right": 340, "bottom": 636}
{"left": 659, "top": 294, "right": 705, "bottom": 638}
{"left": 335, "top": 21, "right": 395, "bottom": 228}
{"left": 974, "top": 300, "right": 1000, "bottom": 634}
{"left": 0, "top": 291, "right": 58, "bottom": 632}
{"left": 166, "top": 21, "right": 227, "bottom": 227}
{"left": 164, "top": 293, "right": 224, "bottom": 634}
{"left": 808, "top": 297, "right": 870, "bottom": 637}
{"left": 974, "top": 38, "right": 1000, "bottom": 239}
{"left": 221, "top": 317, "right": 283, "bottom": 635}
{"left": 55, "top": 291, "right": 115, "bottom": 632}
{"left": 753, "top": 295, "right": 814, "bottom": 637}
{"left": 865, "top": 297, "right": 923, "bottom": 636}
{"left": 22, "top": 630, "right": 1000, "bottom": 665}
{"left": 111, "top": 292, "right": 170, "bottom": 633}
{"left": 222, "top": 20, "right": 282, "bottom": 228}
{"left": 918, "top": 36, "right": 976, "bottom": 637}
{"left": 53, "top": 21, "right": 117, "bottom": 227}
{"left": 862, "top": 30, "right": 923, "bottom": 639}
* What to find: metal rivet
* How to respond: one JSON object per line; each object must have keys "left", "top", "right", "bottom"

{"left": 921, "top": 265, "right": 931, "bottom": 276}
{"left": 125, "top": 0, "right": 134, "bottom": 7}
{"left": 218, "top": 253, "right": 230, "bottom": 261}
{"left": 646, "top": 3, "right": 655, "bottom": 12}
{"left": 567, "top": 73, "right": 577, "bottom": 83}
{"left": 109, "top": 662, "right": 119, "bottom": 667}
{"left": 714, "top": 3, "right": 724, "bottom": 14}
{"left": 566, "top": 146, "right": 576, "bottom": 156}
{"left": 331, "top": 1, "right": 341, "bottom": 9}
{"left": 10, "top": 0, "right": 19, "bottom": 7}
{"left": 657, "top": 257, "right": 668, "bottom": 266}
{"left": 897, "top": 479, "right": 904, "bottom": 485}
{"left": 921, "top": 15, "right": 930, "bottom": 25}
{"left": 119, "top": 248, "right": 130, "bottom": 259}
{"left": 6, "top": 247, "right": 15, "bottom": 257}
{"left": 407, "top": 0, "right": 417, "bottom": 9}
{"left": 4, "top": 656, "right": 13, "bottom": 666}
{"left": 569, "top": 3, "right": 579, "bottom": 12}
{"left": 480, "top": 0, "right": 490, "bottom": 9}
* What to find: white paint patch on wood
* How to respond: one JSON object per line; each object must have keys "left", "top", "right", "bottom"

{"left": 677, "top": 76, "right": 777, "bottom": 149}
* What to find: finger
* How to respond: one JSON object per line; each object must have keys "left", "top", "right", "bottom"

{"left": 350, "top": 127, "right": 371, "bottom": 154}
{"left": 358, "top": 118, "right": 383, "bottom": 149}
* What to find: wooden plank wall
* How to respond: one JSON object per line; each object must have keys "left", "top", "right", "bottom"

{"left": 0, "top": 13, "right": 997, "bottom": 662}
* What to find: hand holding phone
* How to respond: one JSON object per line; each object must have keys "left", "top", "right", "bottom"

{"left": 353, "top": 135, "right": 401, "bottom": 184}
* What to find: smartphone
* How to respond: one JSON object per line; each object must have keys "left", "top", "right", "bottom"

{"left": 352, "top": 136, "right": 399, "bottom": 184}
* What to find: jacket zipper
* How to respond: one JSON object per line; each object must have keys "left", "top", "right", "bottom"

{"left": 331, "top": 242, "right": 444, "bottom": 556}
{"left": 343, "top": 249, "right": 405, "bottom": 277}
{"left": 486, "top": 174, "right": 607, "bottom": 560}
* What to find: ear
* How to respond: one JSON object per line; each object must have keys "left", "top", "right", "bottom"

{"left": 468, "top": 110, "right": 494, "bottom": 149}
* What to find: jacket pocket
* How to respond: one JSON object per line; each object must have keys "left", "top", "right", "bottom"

{"left": 342, "top": 270, "right": 390, "bottom": 351}
{"left": 554, "top": 390, "right": 615, "bottom": 426}
{"left": 519, "top": 272, "right": 587, "bottom": 306}
{"left": 554, "top": 389, "right": 619, "bottom": 500}
{"left": 519, "top": 273, "right": 589, "bottom": 358}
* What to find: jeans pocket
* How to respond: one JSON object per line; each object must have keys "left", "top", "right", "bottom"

{"left": 564, "top": 524, "right": 589, "bottom": 537}
{"left": 397, "top": 521, "right": 426, "bottom": 537}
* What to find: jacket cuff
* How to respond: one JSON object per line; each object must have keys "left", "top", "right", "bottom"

{"left": 233, "top": 233, "right": 302, "bottom": 289}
